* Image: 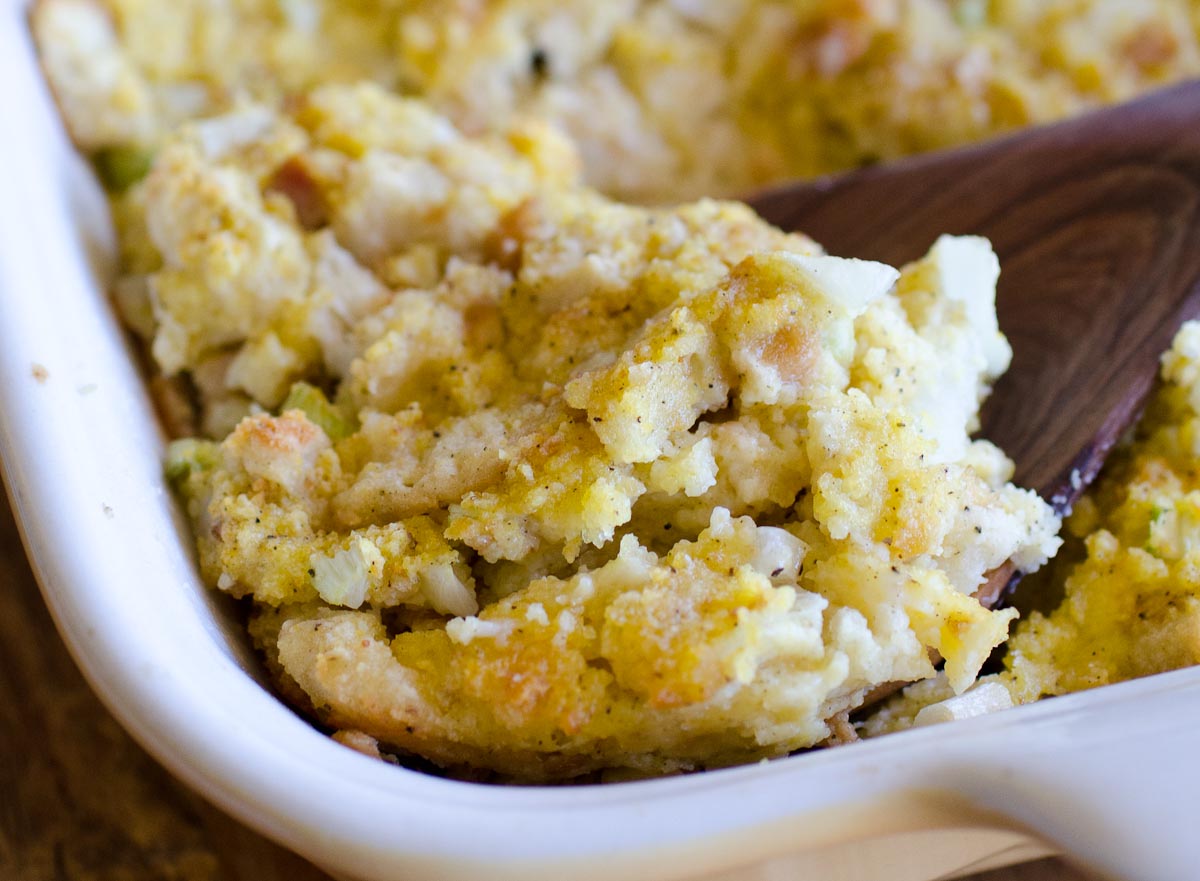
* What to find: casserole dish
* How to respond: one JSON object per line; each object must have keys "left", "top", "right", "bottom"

{"left": 2, "top": 3, "right": 1198, "bottom": 878}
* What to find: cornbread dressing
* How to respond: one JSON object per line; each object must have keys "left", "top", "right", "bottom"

{"left": 35, "top": 0, "right": 1200, "bottom": 202}
{"left": 35, "top": 0, "right": 1200, "bottom": 777}
{"left": 134, "top": 87, "right": 1062, "bottom": 778}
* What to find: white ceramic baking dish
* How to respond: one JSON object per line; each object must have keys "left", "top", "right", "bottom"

{"left": 4, "top": 4, "right": 1199, "bottom": 879}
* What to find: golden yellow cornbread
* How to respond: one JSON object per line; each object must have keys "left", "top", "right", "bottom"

{"left": 34, "top": 0, "right": 1200, "bottom": 202}
{"left": 47, "top": 0, "right": 1200, "bottom": 774}
{"left": 127, "top": 87, "right": 1062, "bottom": 779}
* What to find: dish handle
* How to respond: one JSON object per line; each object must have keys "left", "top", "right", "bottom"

{"left": 945, "top": 676, "right": 1200, "bottom": 881}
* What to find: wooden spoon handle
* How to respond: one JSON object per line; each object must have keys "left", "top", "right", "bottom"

{"left": 750, "top": 81, "right": 1200, "bottom": 514}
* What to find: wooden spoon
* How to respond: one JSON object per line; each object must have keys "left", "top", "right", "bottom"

{"left": 749, "top": 80, "right": 1200, "bottom": 604}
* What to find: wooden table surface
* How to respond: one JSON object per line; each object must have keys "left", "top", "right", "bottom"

{"left": 0, "top": 482, "right": 1097, "bottom": 881}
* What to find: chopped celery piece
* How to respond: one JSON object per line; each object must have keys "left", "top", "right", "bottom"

{"left": 165, "top": 438, "right": 219, "bottom": 486}
{"left": 281, "top": 381, "right": 355, "bottom": 441}
{"left": 954, "top": 0, "right": 988, "bottom": 27}
{"left": 94, "top": 145, "right": 155, "bottom": 192}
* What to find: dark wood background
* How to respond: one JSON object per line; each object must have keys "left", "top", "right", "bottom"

{"left": 0, "top": 479, "right": 1096, "bottom": 881}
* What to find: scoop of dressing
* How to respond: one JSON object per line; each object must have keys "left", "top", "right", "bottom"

{"left": 751, "top": 80, "right": 1200, "bottom": 604}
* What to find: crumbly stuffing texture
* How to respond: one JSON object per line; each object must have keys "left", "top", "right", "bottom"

{"left": 871, "top": 324, "right": 1200, "bottom": 721}
{"left": 123, "top": 87, "right": 1061, "bottom": 780}
{"left": 34, "top": 0, "right": 1200, "bottom": 202}
{"left": 1002, "top": 322, "right": 1200, "bottom": 701}
{"left": 33, "top": 0, "right": 1200, "bottom": 771}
